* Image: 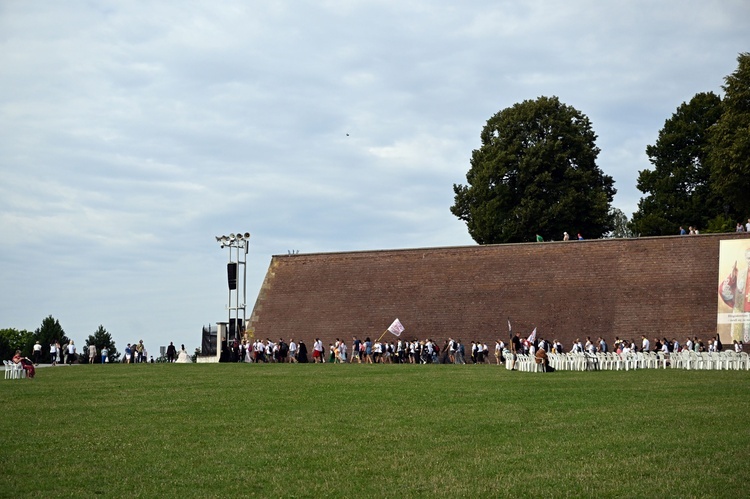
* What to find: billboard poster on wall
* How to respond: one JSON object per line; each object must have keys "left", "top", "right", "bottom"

{"left": 717, "top": 239, "right": 750, "bottom": 344}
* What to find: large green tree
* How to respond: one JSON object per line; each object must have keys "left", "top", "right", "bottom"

{"left": 709, "top": 52, "right": 750, "bottom": 217}
{"left": 81, "top": 325, "right": 119, "bottom": 364}
{"left": 608, "top": 207, "right": 634, "bottom": 238}
{"left": 32, "top": 315, "right": 69, "bottom": 361}
{"left": 630, "top": 92, "right": 724, "bottom": 236}
{"left": 451, "top": 96, "right": 616, "bottom": 243}
{"left": 0, "top": 328, "right": 33, "bottom": 360}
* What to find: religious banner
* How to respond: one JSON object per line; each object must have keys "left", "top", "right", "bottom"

{"left": 717, "top": 239, "right": 750, "bottom": 344}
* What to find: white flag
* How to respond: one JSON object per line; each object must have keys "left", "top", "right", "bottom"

{"left": 387, "top": 318, "right": 405, "bottom": 336}
{"left": 528, "top": 327, "right": 537, "bottom": 344}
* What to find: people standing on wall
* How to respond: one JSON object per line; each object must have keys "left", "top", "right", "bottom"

{"left": 563, "top": 232, "right": 570, "bottom": 241}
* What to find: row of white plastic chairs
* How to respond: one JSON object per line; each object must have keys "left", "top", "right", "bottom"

{"left": 509, "top": 351, "right": 750, "bottom": 372}
{"left": 3, "top": 360, "right": 27, "bottom": 379}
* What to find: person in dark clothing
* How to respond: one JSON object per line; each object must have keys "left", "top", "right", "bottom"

{"left": 166, "top": 342, "right": 177, "bottom": 363}
{"left": 297, "top": 341, "right": 309, "bottom": 363}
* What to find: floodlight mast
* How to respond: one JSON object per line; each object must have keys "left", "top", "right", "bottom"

{"left": 215, "top": 232, "right": 250, "bottom": 353}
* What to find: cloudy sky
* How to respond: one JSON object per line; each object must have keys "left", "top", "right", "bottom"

{"left": 1, "top": 0, "right": 747, "bottom": 354}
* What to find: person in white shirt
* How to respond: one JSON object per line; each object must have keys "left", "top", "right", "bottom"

{"left": 88, "top": 344, "right": 96, "bottom": 364}
{"left": 67, "top": 340, "right": 76, "bottom": 364}
{"left": 289, "top": 339, "right": 298, "bottom": 363}
{"left": 313, "top": 338, "right": 324, "bottom": 363}
{"left": 641, "top": 336, "right": 650, "bottom": 353}
{"left": 49, "top": 341, "right": 58, "bottom": 366}
{"left": 32, "top": 341, "right": 42, "bottom": 365}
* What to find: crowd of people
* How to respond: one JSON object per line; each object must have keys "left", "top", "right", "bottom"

{"left": 224, "top": 333, "right": 746, "bottom": 368}
{"left": 229, "top": 336, "right": 511, "bottom": 365}
{"left": 14, "top": 339, "right": 193, "bottom": 366}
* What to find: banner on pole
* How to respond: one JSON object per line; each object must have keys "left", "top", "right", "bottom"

{"left": 528, "top": 327, "right": 537, "bottom": 344}
{"left": 387, "top": 318, "right": 405, "bottom": 336}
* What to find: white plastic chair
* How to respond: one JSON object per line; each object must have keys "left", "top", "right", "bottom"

{"left": 722, "top": 351, "right": 737, "bottom": 370}
{"left": 6, "top": 360, "right": 24, "bottom": 379}
{"left": 738, "top": 352, "right": 749, "bottom": 370}
{"left": 670, "top": 352, "right": 682, "bottom": 369}
{"left": 598, "top": 353, "right": 609, "bottom": 370}
{"left": 546, "top": 353, "right": 557, "bottom": 370}
{"left": 610, "top": 353, "right": 623, "bottom": 371}
{"left": 655, "top": 352, "right": 668, "bottom": 369}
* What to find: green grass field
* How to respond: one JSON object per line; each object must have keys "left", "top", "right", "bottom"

{"left": 1, "top": 363, "right": 748, "bottom": 497}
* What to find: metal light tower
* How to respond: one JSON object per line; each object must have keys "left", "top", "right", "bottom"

{"left": 215, "top": 232, "right": 250, "bottom": 352}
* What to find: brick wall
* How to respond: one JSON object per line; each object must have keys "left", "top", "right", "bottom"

{"left": 248, "top": 233, "right": 750, "bottom": 352}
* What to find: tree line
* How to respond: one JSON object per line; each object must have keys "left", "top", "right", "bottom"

{"left": 452, "top": 53, "right": 750, "bottom": 242}
{"left": 0, "top": 315, "right": 119, "bottom": 363}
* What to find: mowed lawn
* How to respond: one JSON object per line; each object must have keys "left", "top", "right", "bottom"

{"left": 1, "top": 363, "right": 748, "bottom": 497}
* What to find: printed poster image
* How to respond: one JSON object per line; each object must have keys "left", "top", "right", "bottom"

{"left": 717, "top": 239, "right": 750, "bottom": 344}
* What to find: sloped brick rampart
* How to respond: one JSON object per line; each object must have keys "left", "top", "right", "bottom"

{"left": 248, "top": 234, "right": 750, "bottom": 350}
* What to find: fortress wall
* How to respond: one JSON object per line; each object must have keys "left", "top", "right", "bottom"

{"left": 248, "top": 233, "right": 750, "bottom": 350}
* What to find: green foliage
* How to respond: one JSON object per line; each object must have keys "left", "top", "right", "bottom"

{"left": 704, "top": 214, "right": 735, "bottom": 233}
{"left": 631, "top": 92, "right": 724, "bottom": 236}
{"left": 452, "top": 96, "right": 616, "bottom": 243}
{"left": 633, "top": 53, "right": 750, "bottom": 236}
{"left": 1, "top": 365, "right": 748, "bottom": 496}
{"left": 607, "top": 207, "right": 634, "bottom": 238}
{"left": 0, "top": 328, "right": 33, "bottom": 359}
{"left": 81, "top": 325, "right": 120, "bottom": 364}
{"left": 709, "top": 52, "right": 750, "bottom": 216}
{"left": 32, "top": 315, "right": 69, "bottom": 361}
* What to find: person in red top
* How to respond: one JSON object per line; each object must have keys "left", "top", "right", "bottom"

{"left": 12, "top": 350, "right": 35, "bottom": 379}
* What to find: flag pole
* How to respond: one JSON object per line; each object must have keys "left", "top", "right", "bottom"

{"left": 376, "top": 329, "right": 389, "bottom": 343}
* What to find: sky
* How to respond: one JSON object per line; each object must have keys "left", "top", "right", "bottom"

{"left": 1, "top": 0, "right": 748, "bottom": 355}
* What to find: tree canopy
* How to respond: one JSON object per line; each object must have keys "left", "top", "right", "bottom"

{"left": 0, "top": 328, "right": 33, "bottom": 360}
{"left": 451, "top": 96, "right": 616, "bottom": 243}
{"left": 630, "top": 92, "right": 724, "bottom": 236}
{"left": 33, "top": 315, "right": 69, "bottom": 359}
{"left": 709, "top": 52, "right": 750, "bottom": 217}
{"left": 632, "top": 53, "right": 750, "bottom": 235}
{"left": 83, "top": 325, "right": 120, "bottom": 363}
